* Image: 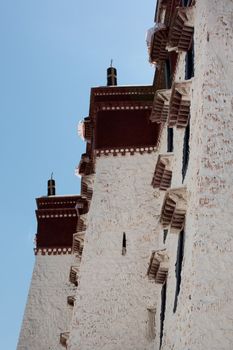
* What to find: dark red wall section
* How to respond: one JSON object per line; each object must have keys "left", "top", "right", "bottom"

{"left": 36, "top": 217, "right": 77, "bottom": 248}
{"left": 95, "top": 110, "right": 160, "bottom": 149}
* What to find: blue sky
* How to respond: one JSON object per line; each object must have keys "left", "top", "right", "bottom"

{"left": 0, "top": 0, "right": 156, "bottom": 348}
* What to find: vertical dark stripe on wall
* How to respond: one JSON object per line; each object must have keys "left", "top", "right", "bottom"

{"left": 173, "top": 230, "right": 185, "bottom": 313}
{"left": 185, "top": 41, "right": 194, "bottom": 80}
{"left": 182, "top": 0, "right": 192, "bottom": 7}
{"left": 182, "top": 119, "right": 190, "bottom": 182}
{"left": 165, "top": 59, "right": 172, "bottom": 89}
{"left": 163, "top": 229, "right": 168, "bottom": 244}
{"left": 167, "top": 127, "right": 174, "bottom": 153}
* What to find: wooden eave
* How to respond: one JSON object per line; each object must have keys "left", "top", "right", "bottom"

{"left": 168, "top": 80, "right": 192, "bottom": 128}
{"left": 95, "top": 145, "right": 158, "bottom": 157}
{"left": 160, "top": 187, "right": 187, "bottom": 231}
{"left": 83, "top": 117, "right": 93, "bottom": 143}
{"left": 36, "top": 208, "right": 78, "bottom": 219}
{"left": 77, "top": 153, "right": 94, "bottom": 176}
{"left": 152, "top": 154, "right": 173, "bottom": 190}
{"left": 75, "top": 198, "right": 89, "bottom": 215}
{"left": 164, "top": 0, "right": 181, "bottom": 27}
{"left": 150, "top": 89, "right": 171, "bottom": 123}
{"left": 81, "top": 177, "right": 93, "bottom": 201}
{"left": 34, "top": 247, "right": 72, "bottom": 255}
{"left": 150, "top": 27, "right": 169, "bottom": 64}
{"left": 69, "top": 266, "right": 79, "bottom": 286}
{"left": 73, "top": 231, "right": 85, "bottom": 255}
{"left": 77, "top": 214, "right": 87, "bottom": 232}
{"left": 89, "top": 86, "right": 157, "bottom": 119}
{"left": 82, "top": 185, "right": 93, "bottom": 201}
{"left": 168, "top": 6, "right": 194, "bottom": 51}
{"left": 147, "top": 250, "right": 169, "bottom": 284}
{"left": 36, "top": 195, "right": 83, "bottom": 209}
{"left": 155, "top": 0, "right": 168, "bottom": 23}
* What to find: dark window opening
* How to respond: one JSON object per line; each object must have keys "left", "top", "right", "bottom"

{"left": 182, "top": 119, "right": 190, "bottom": 182}
{"left": 167, "top": 127, "right": 173, "bottom": 152}
{"left": 122, "top": 232, "right": 126, "bottom": 255}
{"left": 163, "top": 229, "right": 168, "bottom": 244}
{"left": 165, "top": 59, "right": 172, "bottom": 89}
{"left": 185, "top": 41, "right": 194, "bottom": 80}
{"left": 160, "top": 282, "right": 167, "bottom": 349}
{"left": 173, "top": 229, "right": 185, "bottom": 313}
{"left": 182, "top": 0, "right": 192, "bottom": 6}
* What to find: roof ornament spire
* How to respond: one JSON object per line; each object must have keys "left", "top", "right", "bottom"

{"left": 107, "top": 59, "right": 117, "bottom": 86}
{"left": 47, "top": 173, "right": 56, "bottom": 196}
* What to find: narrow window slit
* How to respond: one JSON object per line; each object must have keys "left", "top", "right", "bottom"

{"left": 163, "top": 229, "right": 168, "bottom": 244}
{"left": 173, "top": 229, "right": 185, "bottom": 313}
{"left": 160, "top": 282, "right": 167, "bottom": 349}
{"left": 122, "top": 232, "right": 126, "bottom": 255}
{"left": 167, "top": 127, "right": 173, "bottom": 153}
{"left": 182, "top": 119, "right": 190, "bottom": 182}
{"left": 185, "top": 41, "right": 194, "bottom": 80}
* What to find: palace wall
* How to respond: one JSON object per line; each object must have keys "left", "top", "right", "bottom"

{"left": 68, "top": 153, "right": 163, "bottom": 350}
{"left": 17, "top": 254, "right": 75, "bottom": 350}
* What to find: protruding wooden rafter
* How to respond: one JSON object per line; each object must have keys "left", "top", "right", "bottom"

{"left": 69, "top": 266, "right": 79, "bottom": 286}
{"left": 168, "top": 80, "right": 192, "bottom": 128}
{"left": 152, "top": 154, "right": 173, "bottom": 190}
{"left": 163, "top": 0, "right": 181, "bottom": 27}
{"left": 147, "top": 249, "right": 169, "bottom": 284}
{"left": 81, "top": 175, "right": 94, "bottom": 201}
{"left": 76, "top": 153, "right": 94, "bottom": 176}
{"left": 160, "top": 187, "right": 187, "bottom": 233}
{"left": 76, "top": 214, "right": 87, "bottom": 232}
{"left": 72, "top": 231, "right": 85, "bottom": 256}
{"left": 150, "top": 89, "right": 171, "bottom": 123}
{"left": 168, "top": 6, "right": 194, "bottom": 51}
{"left": 150, "top": 27, "right": 169, "bottom": 64}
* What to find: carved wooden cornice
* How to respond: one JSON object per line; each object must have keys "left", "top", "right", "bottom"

{"left": 168, "top": 6, "right": 194, "bottom": 51}
{"left": 150, "top": 89, "right": 171, "bottom": 123}
{"left": 69, "top": 266, "right": 79, "bottom": 286}
{"left": 147, "top": 249, "right": 169, "bottom": 284}
{"left": 34, "top": 247, "right": 72, "bottom": 255}
{"left": 160, "top": 187, "right": 187, "bottom": 232}
{"left": 168, "top": 80, "right": 192, "bottom": 128}
{"left": 77, "top": 214, "right": 87, "bottom": 232}
{"left": 72, "top": 231, "right": 85, "bottom": 256}
{"left": 152, "top": 154, "right": 173, "bottom": 190}
{"left": 150, "top": 27, "right": 169, "bottom": 64}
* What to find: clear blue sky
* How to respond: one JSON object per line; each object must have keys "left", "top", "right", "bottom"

{"left": 0, "top": 0, "right": 156, "bottom": 348}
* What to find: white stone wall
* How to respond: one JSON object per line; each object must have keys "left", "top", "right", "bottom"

{"left": 68, "top": 152, "right": 165, "bottom": 350}
{"left": 17, "top": 254, "right": 76, "bottom": 350}
{"left": 155, "top": 1, "right": 233, "bottom": 349}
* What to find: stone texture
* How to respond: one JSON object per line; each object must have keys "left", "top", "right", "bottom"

{"left": 17, "top": 254, "right": 76, "bottom": 350}
{"left": 157, "top": 1, "right": 233, "bottom": 349}
{"left": 68, "top": 153, "right": 163, "bottom": 350}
